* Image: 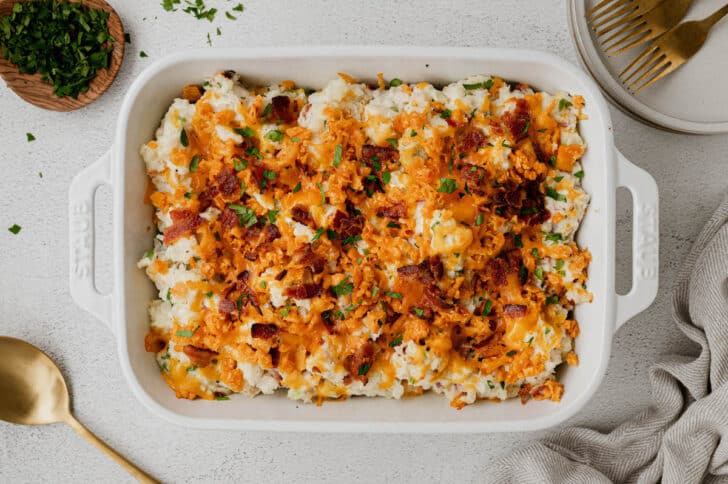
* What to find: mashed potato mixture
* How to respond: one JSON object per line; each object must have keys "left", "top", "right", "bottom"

{"left": 138, "top": 71, "right": 592, "bottom": 408}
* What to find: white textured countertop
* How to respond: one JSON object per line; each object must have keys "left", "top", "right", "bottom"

{"left": 1, "top": 1, "right": 726, "bottom": 482}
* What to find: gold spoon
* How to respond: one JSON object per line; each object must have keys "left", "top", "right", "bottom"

{"left": 0, "top": 336, "right": 157, "bottom": 483}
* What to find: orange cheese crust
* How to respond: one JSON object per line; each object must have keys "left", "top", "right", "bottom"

{"left": 141, "top": 73, "right": 591, "bottom": 407}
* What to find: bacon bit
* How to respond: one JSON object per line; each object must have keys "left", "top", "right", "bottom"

{"left": 344, "top": 342, "right": 375, "bottom": 383}
{"left": 519, "top": 383, "right": 533, "bottom": 404}
{"left": 376, "top": 201, "right": 406, "bottom": 219}
{"left": 290, "top": 204, "right": 314, "bottom": 226}
{"left": 501, "top": 98, "right": 531, "bottom": 139}
{"left": 380, "top": 301, "right": 402, "bottom": 325}
{"left": 182, "top": 345, "right": 218, "bottom": 368}
{"left": 144, "top": 332, "right": 166, "bottom": 353}
{"left": 331, "top": 210, "right": 364, "bottom": 240}
{"left": 197, "top": 185, "right": 219, "bottom": 212}
{"left": 164, "top": 209, "right": 203, "bottom": 244}
{"left": 251, "top": 323, "right": 279, "bottom": 340}
{"left": 284, "top": 283, "right": 322, "bottom": 299}
{"left": 420, "top": 284, "right": 451, "bottom": 310}
{"left": 459, "top": 163, "right": 488, "bottom": 186}
{"left": 182, "top": 84, "right": 204, "bottom": 103}
{"left": 292, "top": 244, "right": 325, "bottom": 274}
{"left": 503, "top": 304, "right": 527, "bottom": 317}
{"left": 474, "top": 320, "right": 507, "bottom": 358}
{"left": 275, "top": 269, "right": 288, "bottom": 281}
{"left": 216, "top": 168, "right": 239, "bottom": 197}
{"left": 487, "top": 258, "right": 508, "bottom": 287}
{"left": 269, "top": 347, "right": 280, "bottom": 367}
{"left": 218, "top": 298, "right": 236, "bottom": 314}
{"left": 495, "top": 180, "right": 548, "bottom": 225}
{"left": 361, "top": 144, "right": 399, "bottom": 165}
{"left": 270, "top": 96, "right": 297, "bottom": 123}
{"left": 244, "top": 252, "right": 258, "bottom": 261}
{"left": 263, "top": 223, "right": 281, "bottom": 242}
{"left": 220, "top": 207, "right": 238, "bottom": 229}
{"left": 321, "top": 310, "right": 336, "bottom": 333}
{"left": 427, "top": 255, "right": 444, "bottom": 280}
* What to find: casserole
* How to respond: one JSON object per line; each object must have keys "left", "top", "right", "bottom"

{"left": 69, "top": 46, "right": 659, "bottom": 432}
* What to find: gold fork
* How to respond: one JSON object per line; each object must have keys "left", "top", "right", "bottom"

{"left": 586, "top": 0, "right": 663, "bottom": 30}
{"left": 588, "top": 0, "right": 693, "bottom": 56}
{"left": 620, "top": 3, "right": 728, "bottom": 92}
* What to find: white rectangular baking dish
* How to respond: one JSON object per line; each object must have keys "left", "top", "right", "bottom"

{"left": 68, "top": 46, "right": 659, "bottom": 433}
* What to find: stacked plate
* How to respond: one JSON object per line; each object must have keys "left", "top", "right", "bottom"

{"left": 568, "top": 0, "right": 728, "bottom": 134}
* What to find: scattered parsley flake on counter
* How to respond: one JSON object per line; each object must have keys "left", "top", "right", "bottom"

{"left": 124, "top": 33, "right": 131, "bottom": 43}
{"left": 225, "top": 11, "right": 236, "bottom": 20}
{"left": 8, "top": 224, "right": 21, "bottom": 235}
{"left": 139, "top": 50, "right": 148, "bottom": 58}
{"left": 0, "top": 0, "right": 116, "bottom": 98}
{"left": 232, "top": 3, "right": 244, "bottom": 12}
{"left": 38, "top": 172, "right": 43, "bottom": 178}
{"left": 26, "top": 133, "right": 35, "bottom": 142}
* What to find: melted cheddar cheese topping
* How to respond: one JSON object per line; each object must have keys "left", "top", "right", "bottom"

{"left": 138, "top": 72, "right": 592, "bottom": 408}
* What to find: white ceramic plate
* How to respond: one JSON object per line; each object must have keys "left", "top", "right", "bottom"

{"left": 568, "top": 0, "right": 728, "bottom": 134}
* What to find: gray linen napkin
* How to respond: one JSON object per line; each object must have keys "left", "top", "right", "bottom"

{"left": 487, "top": 194, "right": 728, "bottom": 484}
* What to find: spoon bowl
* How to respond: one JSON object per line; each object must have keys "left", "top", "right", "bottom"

{"left": 0, "top": 337, "right": 157, "bottom": 483}
{"left": 0, "top": 0, "right": 125, "bottom": 111}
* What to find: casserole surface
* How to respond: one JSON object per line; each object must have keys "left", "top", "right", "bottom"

{"left": 139, "top": 72, "right": 592, "bottom": 408}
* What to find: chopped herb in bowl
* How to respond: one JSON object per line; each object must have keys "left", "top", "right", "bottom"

{"left": 0, "top": 0, "right": 116, "bottom": 99}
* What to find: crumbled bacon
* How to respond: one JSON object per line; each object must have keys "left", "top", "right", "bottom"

{"left": 164, "top": 209, "right": 203, "bottom": 244}
{"left": 220, "top": 207, "right": 238, "bottom": 229}
{"left": 218, "top": 299, "right": 236, "bottom": 314}
{"left": 376, "top": 201, "right": 406, "bottom": 219}
{"left": 182, "top": 345, "right": 218, "bottom": 368}
{"left": 251, "top": 323, "right": 279, "bottom": 340}
{"left": 263, "top": 223, "right": 281, "bottom": 242}
{"left": 420, "top": 285, "right": 451, "bottom": 310}
{"left": 501, "top": 98, "right": 531, "bottom": 139}
{"left": 487, "top": 258, "right": 508, "bottom": 287}
{"left": 398, "top": 256, "right": 443, "bottom": 285}
{"left": 361, "top": 144, "right": 399, "bottom": 165}
{"left": 270, "top": 96, "right": 297, "bottom": 123}
{"left": 503, "top": 304, "right": 528, "bottom": 317}
{"left": 519, "top": 383, "right": 533, "bottom": 404}
{"left": 197, "top": 185, "right": 219, "bottom": 212}
{"left": 284, "top": 283, "right": 322, "bottom": 299}
{"left": 344, "top": 342, "right": 376, "bottom": 383}
{"left": 290, "top": 204, "right": 314, "bottom": 226}
{"left": 460, "top": 163, "right": 488, "bottom": 187}
{"left": 292, "top": 244, "right": 325, "bottom": 273}
{"left": 331, "top": 210, "right": 364, "bottom": 240}
{"left": 459, "top": 128, "right": 485, "bottom": 152}
{"left": 216, "top": 168, "right": 239, "bottom": 197}
{"left": 380, "top": 301, "right": 402, "bottom": 325}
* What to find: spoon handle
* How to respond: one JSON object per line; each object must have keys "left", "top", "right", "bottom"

{"left": 65, "top": 414, "right": 159, "bottom": 483}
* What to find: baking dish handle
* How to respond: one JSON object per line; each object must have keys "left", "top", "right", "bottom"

{"left": 69, "top": 149, "right": 114, "bottom": 331}
{"left": 615, "top": 149, "right": 659, "bottom": 330}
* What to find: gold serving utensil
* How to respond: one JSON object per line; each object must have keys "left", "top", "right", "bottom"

{"left": 0, "top": 337, "right": 157, "bottom": 483}
{"left": 586, "top": 0, "right": 664, "bottom": 30}
{"left": 588, "top": 0, "right": 693, "bottom": 56}
{"left": 620, "top": 3, "right": 728, "bottom": 92}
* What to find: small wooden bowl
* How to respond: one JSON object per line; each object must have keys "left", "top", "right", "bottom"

{"left": 0, "top": 0, "right": 124, "bottom": 111}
